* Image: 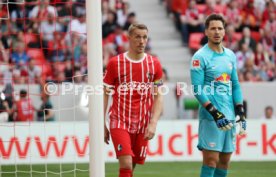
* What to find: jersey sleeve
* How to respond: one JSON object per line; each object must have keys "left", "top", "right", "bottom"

{"left": 231, "top": 52, "right": 243, "bottom": 105}
{"left": 153, "top": 58, "right": 163, "bottom": 86}
{"left": 103, "top": 59, "right": 116, "bottom": 87}
{"left": 190, "top": 53, "right": 209, "bottom": 105}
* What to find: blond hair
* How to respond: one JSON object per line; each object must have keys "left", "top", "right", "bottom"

{"left": 128, "top": 23, "right": 148, "bottom": 35}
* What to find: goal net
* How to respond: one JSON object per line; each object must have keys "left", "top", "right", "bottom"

{"left": 0, "top": 0, "right": 95, "bottom": 176}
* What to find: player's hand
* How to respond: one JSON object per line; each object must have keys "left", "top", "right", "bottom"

{"left": 206, "top": 103, "right": 233, "bottom": 131}
{"left": 144, "top": 122, "right": 157, "bottom": 140}
{"left": 235, "top": 104, "right": 246, "bottom": 135}
{"left": 104, "top": 125, "right": 110, "bottom": 144}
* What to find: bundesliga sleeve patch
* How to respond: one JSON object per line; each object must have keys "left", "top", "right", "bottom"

{"left": 192, "top": 59, "right": 200, "bottom": 68}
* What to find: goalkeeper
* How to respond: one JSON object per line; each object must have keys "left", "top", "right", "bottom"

{"left": 190, "top": 14, "right": 246, "bottom": 177}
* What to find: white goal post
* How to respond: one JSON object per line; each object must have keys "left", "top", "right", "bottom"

{"left": 86, "top": 1, "right": 105, "bottom": 177}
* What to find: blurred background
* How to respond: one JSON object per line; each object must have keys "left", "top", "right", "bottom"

{"left": 0, "top": 0, "right": 276, "bottom": 176}
{"left": 0, "top": 0, "right": 275, "bottom": 121}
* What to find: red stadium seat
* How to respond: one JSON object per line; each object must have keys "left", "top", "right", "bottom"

{"left": 54, "top": 62, "right": 66, "bottom": 72}
{"left": 233, "top": 32, "right": 242, "bottom": 41}
{"left": 214, "top": 5, "right": 226, "bottom": 14}
{"left": 24, "top": 33, "right": 38, "bottom": 44}
{"left": 189, "top": 33, "right": 204, "bottom": 50}
{"left": 195, "top": 4, "right": 206, "bottom": 13}
{"left": 40, "top": 62, "right": 52, "bottom": 77}
{"left": 27, "top": 49, "right": 46, "bottom": 64}
{"left": 251, "top": 31, "right": 261, "bottom": 42}
{"left": 26, "top": 49, "right": 52, "bottom": 78}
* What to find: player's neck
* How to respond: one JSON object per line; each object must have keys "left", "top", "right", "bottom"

{"left": 208, "top": 42, "right": 224, "bottom": 53}
{"left": 127, "top": 51, "right": 145, "bottom": 60}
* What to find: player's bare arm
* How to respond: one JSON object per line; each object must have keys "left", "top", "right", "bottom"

{"left": 104, "top": 86, "right": 111, "bottom": 144}
{"left": 144, "top": 86, "right": 163, "bottom": 140}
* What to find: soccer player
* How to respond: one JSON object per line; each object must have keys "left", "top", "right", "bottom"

{"left": 190, "top": 14, "right": 246, "bottom": 177}
{"left": 103, "top": 23, "right": 163, "bottom": 177}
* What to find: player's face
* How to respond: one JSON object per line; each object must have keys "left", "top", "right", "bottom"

{"left": 205, "top": 20, "right": 225, "bottom": 45}
{"left": 128, "top": 29, "right": 148, "bottom": 54}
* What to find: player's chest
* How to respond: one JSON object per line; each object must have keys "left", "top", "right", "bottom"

{"left": 116, "top": 61, "right": 155, "bottom": 83}
{"left": 205, "top": 56, "right": 233, "bottom": 77}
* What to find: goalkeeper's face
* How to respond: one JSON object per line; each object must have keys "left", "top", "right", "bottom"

{"left": 128, "top": 29, "right": 148, "bottom": 54}
{"left": 205, "top": 20, "right": 225, "bottom": 45}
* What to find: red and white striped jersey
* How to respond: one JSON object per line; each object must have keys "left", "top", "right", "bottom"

{"left": 104, "top": 52, "right": 163, "bottom": 134}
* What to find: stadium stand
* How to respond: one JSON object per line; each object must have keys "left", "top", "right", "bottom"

{"left": 0, "top": 0, "right": 141, "bottom": 121}
{"left": 164, "top": 0, "right": 276, "bottom": 82}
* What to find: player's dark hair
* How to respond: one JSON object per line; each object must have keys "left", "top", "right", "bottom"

{"left": 205, "top": 14, "right": 226, "bottom": 29}
{"left": 128, "top": 23, "right": 148, "bottom": 35}
{"left": 265, "top": 106, "right": 273, "bottom": 111}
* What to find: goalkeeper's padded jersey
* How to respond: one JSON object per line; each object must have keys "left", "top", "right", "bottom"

{"left": 104, "top": 52, "right": 163, "bottom": 134}
{"left": 190, "top": 44, "right": 243, "bottom": 121}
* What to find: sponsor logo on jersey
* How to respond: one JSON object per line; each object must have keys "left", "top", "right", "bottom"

{"left": 215, "top": 73, "right": 230, "bottom": 83}
{"left": 119, "top": 81, "right": 152, "bottom": 91}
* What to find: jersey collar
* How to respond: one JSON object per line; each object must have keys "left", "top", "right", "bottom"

{"left": 124, "top": 52, "right": 147, "bottom": 63}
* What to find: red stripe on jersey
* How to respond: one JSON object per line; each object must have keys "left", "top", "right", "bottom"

{"left": 142, "top": 55, "right": 150, "bottom": 133}
{"left": 137, "top": 56, "right": 145, "bottom": 133}
{"left": 148, "top": 55, "right": 155, "bottom": 131}
{"left": 117, "top": 54, "right": 122, "bottom": 128}
{"left": 123, "top": 55, "right": 127, "bottom": 130}
{"left": 127, "top": 61, "right": 132, "bottom": 132}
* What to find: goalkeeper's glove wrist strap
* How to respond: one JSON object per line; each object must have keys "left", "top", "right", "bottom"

{"left": 205, "top": 103, "right": 218, "bottom": 119}
{"left": 236, "top": 104, "right": 244, "bottom": 113}
{"left": 236, "top": 104, "right": 246, "bottom": 120}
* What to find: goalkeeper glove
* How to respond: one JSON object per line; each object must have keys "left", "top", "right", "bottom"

{"left": 206, "top": 103, "right": 233, "bottom": 131}
{"left": 235, "top": 104, "right": 246, "bottom": 135}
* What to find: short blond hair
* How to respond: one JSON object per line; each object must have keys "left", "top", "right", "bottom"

{"left": 128, "top": 23, "right": 148, "bottom": 35}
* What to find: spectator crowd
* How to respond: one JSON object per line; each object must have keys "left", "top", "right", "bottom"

{"left": 165, "top": 0, "right": 276, "bottom": 82}
{"left": 0, "top": 0, "right": 138, "bottom": 121}
{"left": 0, "top": 0, "right": 139, "bottom": 86}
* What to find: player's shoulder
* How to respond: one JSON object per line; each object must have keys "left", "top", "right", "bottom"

{"left": 110, "top": 54, "right": 123, "bottom": 62}
{"left": 223, "top": 47, "right": 236, "bottom": 60}
{"left": 146, "top": 53, "right": 162, "bottom": 66}
{"left": 224, "top": 47, "right": 235, "bottom": 56}
{"left": 192, "top": 45, "right": 210, "bottom": 60}
{"left": 147, "top": 53, "right": 160, "bottom": 62}
{"left": 107, "top": 53, "right": 124, "bottom": 66}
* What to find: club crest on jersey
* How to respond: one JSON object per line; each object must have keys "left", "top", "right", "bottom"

{"left": 228, "top": 63, "right": 233, "bottom": 70}
{"left": 117, "top": 144, "right": 123, "bottom": 151}
{"left": 192, "top": 59, "right": 200, "bottom": 69}
{"left": 146, "top": 72, "right": 154, "bottom": 80}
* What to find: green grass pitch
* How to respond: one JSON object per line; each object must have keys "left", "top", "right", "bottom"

{"left": 1, "top": 161, "right": 275, "bottom": 177}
